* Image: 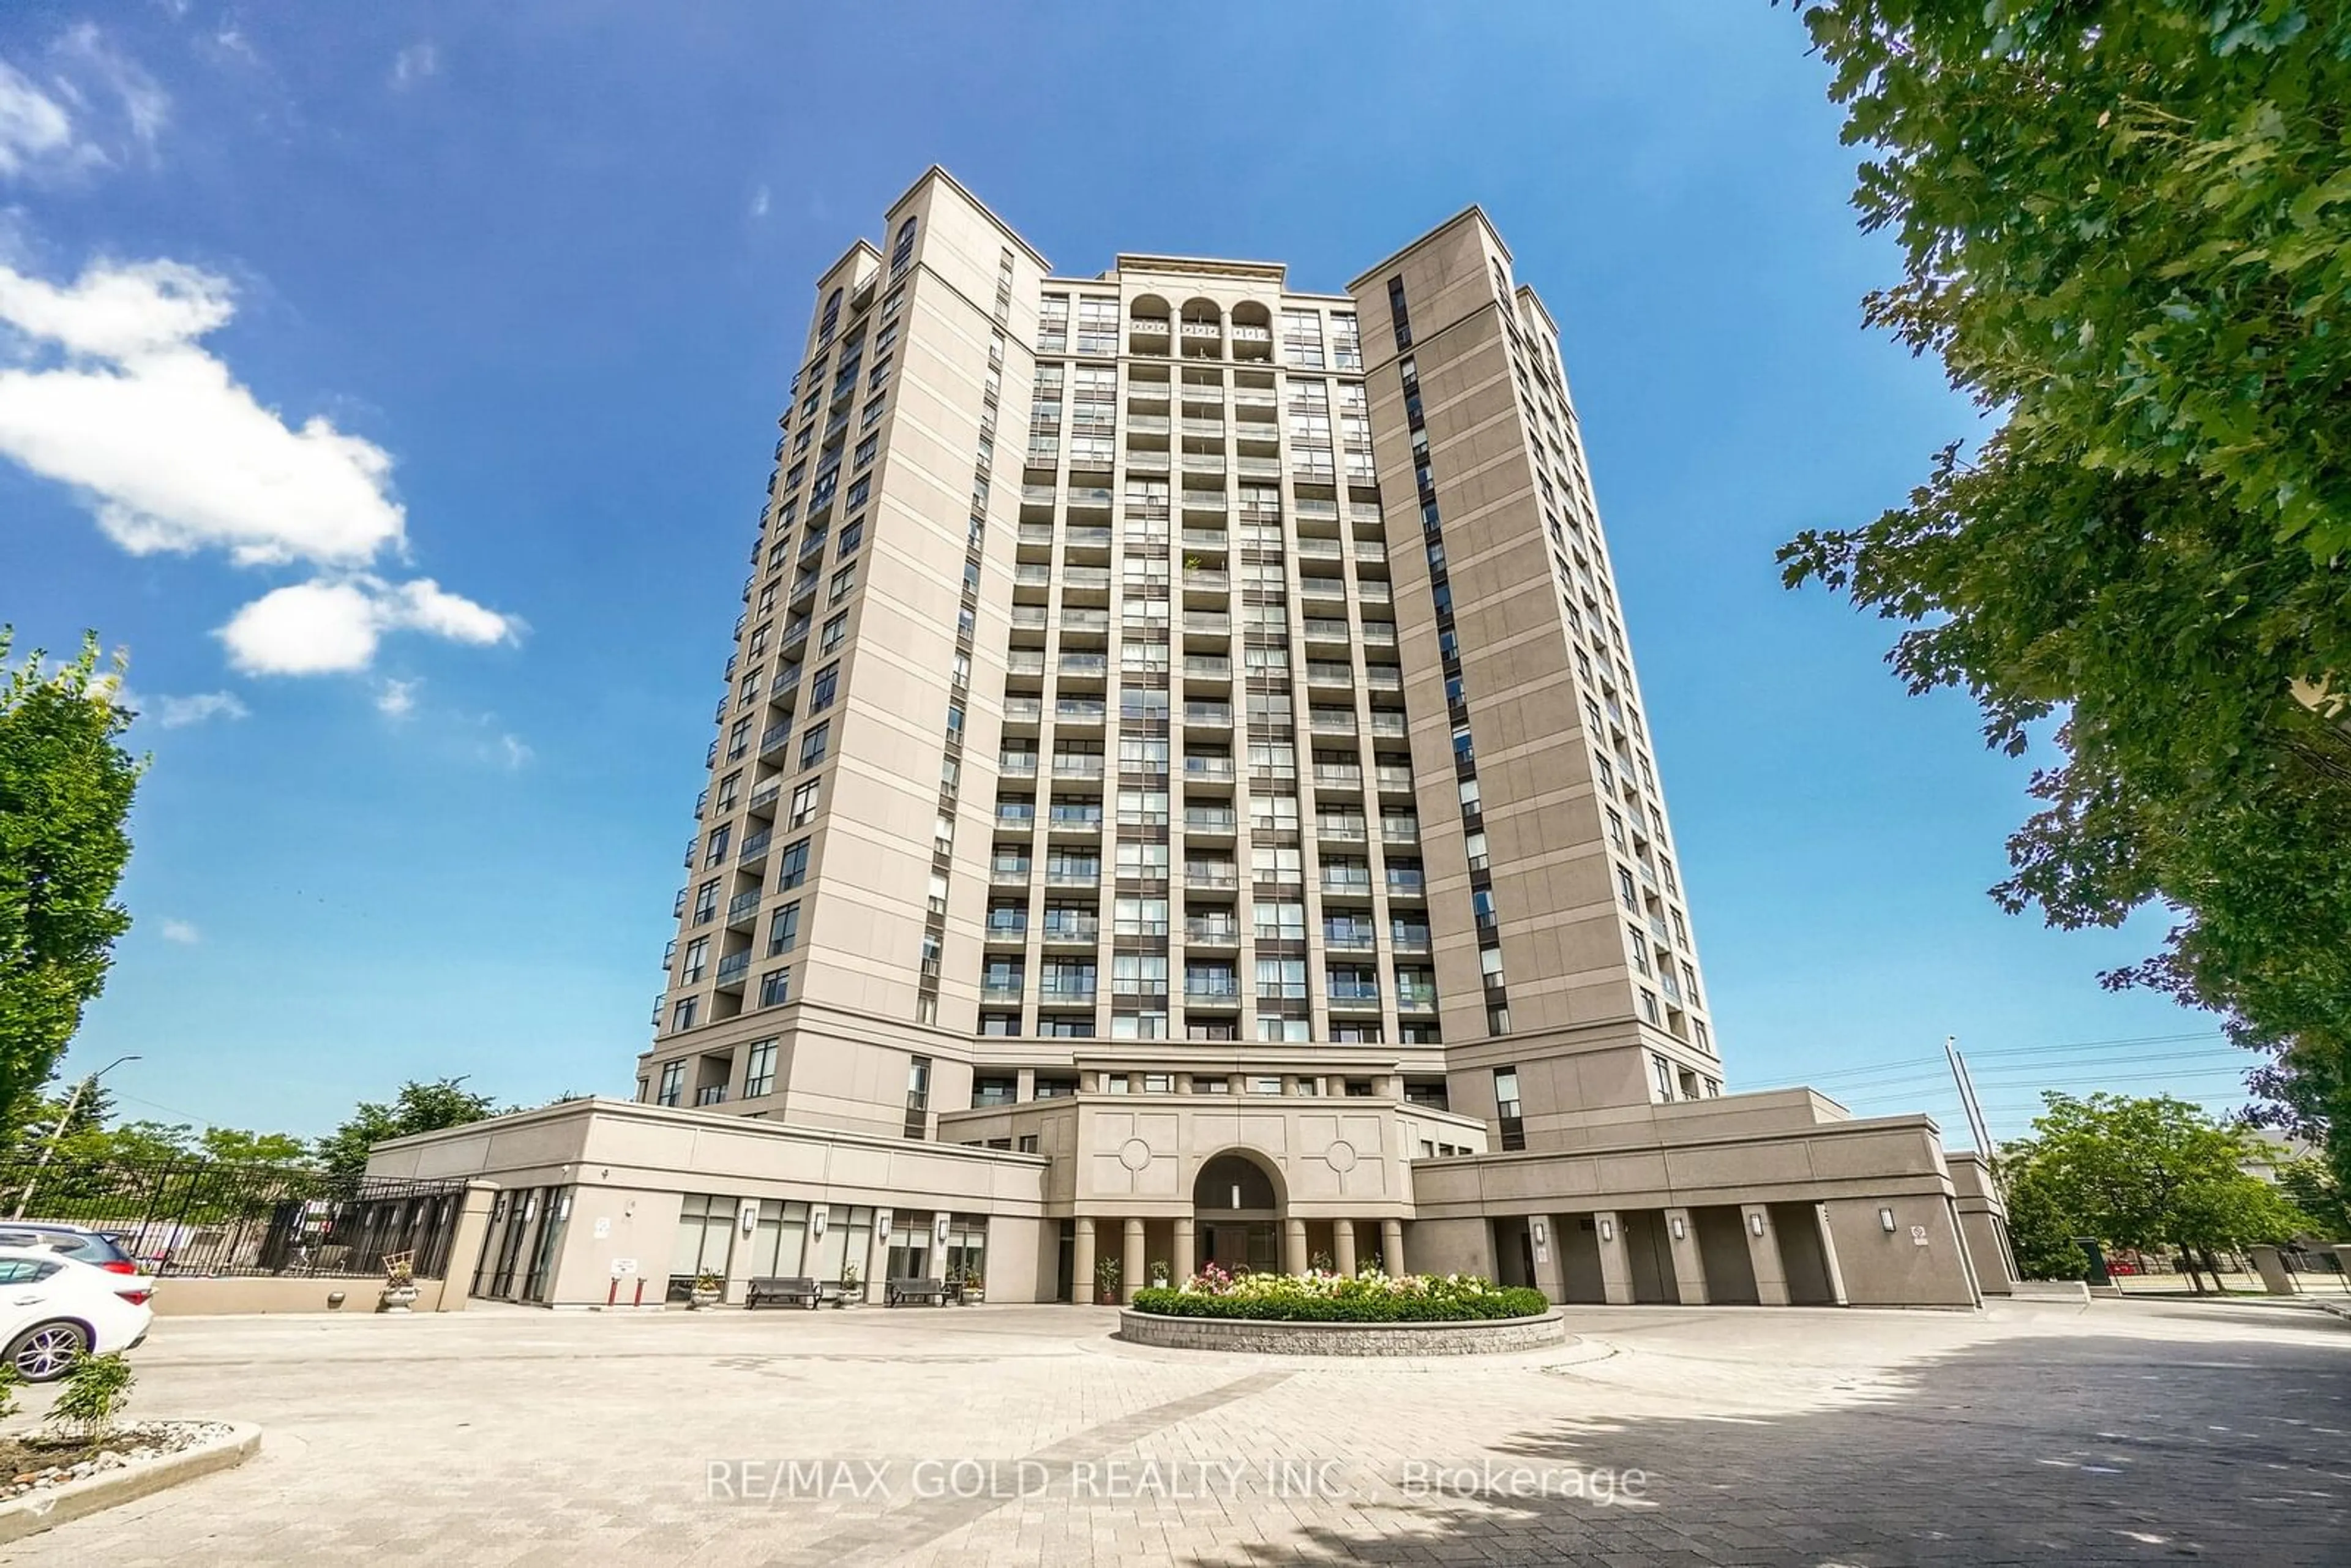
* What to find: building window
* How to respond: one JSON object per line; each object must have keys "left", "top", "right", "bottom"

{"left": 819, "top": 287, "right": 842, "bottom": 345}
{"left": 820, "top": 612, "right": 847, "bottom": 655}
{"left": 1640, "top": 989, "right": 1663, "bottom": 1026}
{"left": 905, "top": 1054, "right": 931, "bottom": 1139}
{"left": 670, "top": 997, "right": 699, "bottom": 1032}
{"left": 808, "top": 664, "right": 839, "bottom": 713}
{"left": 798, "top": 724, "right": 830, "bottom": 769}
{"left": 789, "top": 779, "right": 821, "bottom": 827}
{"left": 776, "top": 838, "right": 811, "bottom": 889}
{"left": 692, "top": 879, "right": 721, "bottom": 923}
{"left": 657, "top": 1062, "right": 684, "bottom": 1106}
{"left": 1493, "top": 1066, "right": 1524, "bottom": 1152}
{"left": 891, "top": 216, "right": 917, "bottom": 277}
{"left": 829, "top": 563, "right": 858, "bottom": 603}
{"left": 766, "top": 901, "right": 800, "bottom": 955}
{"left": 744, "top": 1040, "right": 777, "bottom": 1098}
{"left": 681, "top": 937, "right": 709, "bottom": 982}
{"left": 1652, "top": 1053, "right": 1676, "bottom": 1100}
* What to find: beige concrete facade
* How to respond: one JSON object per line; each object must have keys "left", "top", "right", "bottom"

{"left": 365, "top": 168, "right": 1998, "bottom": 1316}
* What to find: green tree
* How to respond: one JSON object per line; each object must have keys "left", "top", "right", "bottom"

{"left": 1777, "top": 5, "right": 2351, "bottom": 1191}
{"left": 2271, "top": 1156, "right": 2350, "bottom": 1242}
{"left": 1995, "top": 1150, "right": 2089, "bottom": 1281}
{"left": 315, "top": 1076, "right": 499, "bottom": 1177}
{"left": 0, "top": 633, "right": 144, "bottom": 1138}
{"left": 2017, "top": 1092, "right": 2306, "bottom": 1289}
{"left": 198, "top": 1126, "right": 312, "bottom": 1166}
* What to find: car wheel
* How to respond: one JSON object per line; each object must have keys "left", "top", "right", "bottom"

{"left": 7, "top": 1320, "right": 91, "bottom": 1382}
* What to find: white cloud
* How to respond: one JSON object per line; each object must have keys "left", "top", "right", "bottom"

{"left": 154, "top": 689, "right": 249, "bottom": 727}
{"left": 0, "top": 255, "right": 518, "bottom": 676}
{"left": 390, "top": 43, "right": 438, "bottom": 90}
{"left": 375, "top": 677, "right": 418, "bottom": 717}
{"left": 54, "top": 25, "right": 168, "bottom": 154}
{"left": 159, "top": 918, "right": 200, "bottom": 944}
{"left": 0, "top": 59, "right": 75, "bottom": 176}
{"left": 219, "top": 576, "right": 514, "bottom": 675}
{"left": 495, "top": 733, "right": 532, "bottom": 769}
{"left": 749, "top": 184, "right": 770, "bottom": 220}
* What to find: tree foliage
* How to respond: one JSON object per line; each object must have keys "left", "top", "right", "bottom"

{"left": 1997, "top": 1152, "right": 2090, "bottom": 1280}
{"left": 1779, "top": 3, "right": 2351, "bottom": 1187}
{"left": 0, "top": 632, "right": 144, "bottom": 1139}
{"left": 315, "top": 1076, "right": 500, "bottom": 1177}
{"left": 2011, "top": 1092, "right": 2306, "bottom": 1272}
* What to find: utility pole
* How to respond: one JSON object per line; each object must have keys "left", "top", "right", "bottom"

{"left": 11, "top": 1054, "right": 141, "bottom": 1220}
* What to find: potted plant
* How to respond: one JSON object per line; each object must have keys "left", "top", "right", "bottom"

{"left": 689, "top": 1269, "right": 724, "bottom": 1310}
{"left": 378, "top": 1250, "right": 419, "bottom": 1315}
{"left": 836, "top": 1261, "right": 861, "bottom": 1307}
{"left": 1149, "top": 1259, "right": 1171, "bottom": 1289}
{"left": 962, "top": 1267, "right": 984, "bottom": 1304}
{"left": 1094, "top": 1254, "right": 1122, "bottom": 1305}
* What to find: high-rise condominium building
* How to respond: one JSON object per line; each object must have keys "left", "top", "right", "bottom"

{"left": 376, "top": 170, "right": 2009, "bottom": 1313}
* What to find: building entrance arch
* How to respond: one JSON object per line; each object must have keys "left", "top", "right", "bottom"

{"left": 1193, "top": 1150, "right": 1284, "bottom": 1275}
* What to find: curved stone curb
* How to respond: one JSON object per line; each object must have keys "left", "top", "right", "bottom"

{"left": 1117, "top": 1308, "right": 1564, "bottom": 1356}
{"left": 0, "top": 1421, "right": 261, "bottom": 1544}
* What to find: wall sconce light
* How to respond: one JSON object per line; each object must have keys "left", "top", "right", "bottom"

{"left": 738, "top": 1204, "right": 759, "bottom": 1238}
{"left": 1670, "top": 1216, "right": 1686, "bottom": 1242}
{"left": 812, "top": 1207, "right": 828, "bottom": 1240}
{"left": 879, "top": 1212, "right": 893, "bottom": 1242}
{"left": 1878, "top": 1207, "right": 1897, "bottom": 1234}
{"left": 1598, "top": 1218, "right": 1615, "bottom": 1243}
{"left": 1531, "top": 1219, "right": 1548, "bottom": 1246}
{"left": 1747, "top": 1212, "right": 1765, "bottom": 1238}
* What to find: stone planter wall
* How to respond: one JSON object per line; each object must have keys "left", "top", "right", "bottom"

{"left": 1116, "top": 1308, "right": 1564, "bottom": 1356}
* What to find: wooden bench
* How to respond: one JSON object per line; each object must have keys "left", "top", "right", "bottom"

{"left": 885, "top": 1276, "right": 948, "bottom": 1307}
{"left": 745, "top": 1275, "right": 822, "bottom": 1310}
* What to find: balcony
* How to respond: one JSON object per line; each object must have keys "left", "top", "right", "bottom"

{"left": 1040, "top": 916, "right": 1100, "bottom": 944}
{"left": 1179, "top": 492, "right": 1229, "bottom": 514}
{"left": 1321, "top": 874, "right": 1374, "bottom": 899}
{"left": 984, "top": 917, "right": 1027, "bottom": 943}
{"left": 1323, "top": 924, "right": 1378, "bottom": 952}
{"left": 990, "top": 862, "right": 1032, "bottom": 885}
{"left": 1126, "top": 413, "right": 1170, "bottom": 433}
{"left": 999, "top": 753, "right": 1038, "bottom": 777}
{"left": 1390, "top": 924, "right": 1433, "bottom": 953}
{"left": 1318, "top": 817, "right": 1368, "bottom": 843}
{"left": 1054, "top": 699, "right": 1108, "bottom": 724}
{"left": 1374, "top": 765, "right": 1415, "bottom": 793}
{"left": 1184, "top": 865, "right": 1239, "bottom": 891}
{"left": 1302, "top": 617, "right": 1352, "bottom": 645}
{"left": 1396, "top": 988, "right": 1439, "bottom": 1014}
{"left": 1046, "top": 808, "right": 1103, "bottom": 832}
{"left": 737, "top": 830, "right": 774, "bottom": 867}
{"left": 1360, "top": 622, "right": 1398, "bottom": 647}
{"left": 726, "top": 890, "right": 763, "bottom": 929}
{"left": 1184, "top": 917, "right": 1241, "bottom": 947}
{"left": 1184, "top": 979, "right": 1242, "bottom": 1002}
{"left": 758, "top": 722, "right": 794, "bottom": 760}
{"left": 1044, "top": 866, "right": 1102, "bottom": 887}
{"left": 1384, "top": 869, "right": 1427, "bottom": 895}
{"left": 1003, "top": 697, "right": 1044, "bottom": 726}
{"left": 1313, "top": 765, "right": 1364, "bottom": 790}
{"left": 1182, "top": 702, "right": 1233, "bottom": 727}
{"left": 981, "top": 981, "right": 1026, "bottom": 1002}
{"left": 996, "top": 807, "right": 1036, "bottom": 830}
{"left": 1327, "top": 981, "right": 1382, "bottom": 1008}
{"left": 1182, "top": 756, "right": 1236, "bottom": 782}
{"left": 696, "top": 1085, "right": 729, "bottom": 1107}
{"left": 1182, "top": 808, "right": 1237, "bottom": 836}
{"left": 1067, "top": 486, "right": 1113, "bottom": 513}
{"left": 714, "top": 951, "right": 752, "bottom": 988}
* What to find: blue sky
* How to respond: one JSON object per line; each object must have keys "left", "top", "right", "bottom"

{"left": 2, "top": 2, "right": 2246, "bottom": 1145}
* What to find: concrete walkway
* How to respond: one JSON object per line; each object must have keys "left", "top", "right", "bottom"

{"left": 12, "top": 1294, "right": 2348, "bottom": 1565}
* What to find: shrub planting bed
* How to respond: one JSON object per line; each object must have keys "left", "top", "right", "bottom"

{"left": 1130, "top": 1268, "right": 1548, "bottom": 1322}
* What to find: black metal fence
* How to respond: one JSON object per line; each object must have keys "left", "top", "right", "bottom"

{"left": 0, "top": 1157, "right": 470, "bottom": 1280}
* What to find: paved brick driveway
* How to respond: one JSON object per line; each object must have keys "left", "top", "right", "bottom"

{"left": 12, "top": 1294, "right": 2347, "bottom": 1565}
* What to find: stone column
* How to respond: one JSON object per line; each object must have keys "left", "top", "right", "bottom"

{"left": 1122, "top": 1218, "right": 1146, "bottom": 1305}
{"left": 1529, "top": 1216, "right": 1569, "bottom": 1304}
{"left": 1594, "top": 1210, "right": 1633, "bottom": 1305}
{"left": 435, "top": 1180, "right": 501, "bottom": 1311}
{"left": 1662, "top": 1207, "right": 1709, "bottom": 1306}
{"left": 2249, "top": 1245, "right": 2298, "bottom": 1296}
{"left": 1282, "top": 1218, "right": 1308, "bottom": 1276}
{"left": 1073, "top": 1218, "right": 1096, "bottom": 1305}
{"left": 1380, "top": 1218, "right": 1405, "bottom": 1277}
{"left": 1333, "top": 1218, "right": 1358, "bottom": 1277}
{"left": 1740, "top": 1204, "right": 1791, "bottom": 1306}
{"left": 1172, "top": 1217, "right": 1195, "bottom": 1283}
{"left": 1812, "top": 1202, "right": 1850, "bottom": 1306}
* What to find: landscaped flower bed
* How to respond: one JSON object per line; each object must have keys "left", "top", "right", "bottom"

{"left": 1131, "top": 1266, "right": 1548, "bottom": 1322}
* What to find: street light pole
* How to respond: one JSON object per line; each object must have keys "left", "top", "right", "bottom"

{"left": 11, "top": 1054, "right": 142, "bottom": 1220}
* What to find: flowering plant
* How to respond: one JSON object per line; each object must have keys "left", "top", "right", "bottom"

{"left": 1136, "top": 1267, "right": 1547, "bottom": 1322}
